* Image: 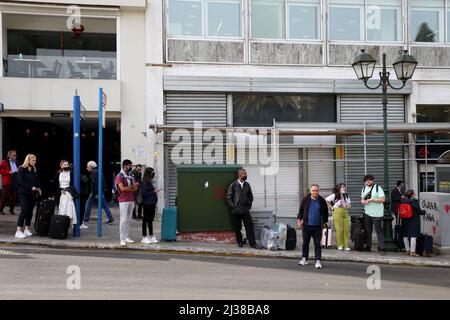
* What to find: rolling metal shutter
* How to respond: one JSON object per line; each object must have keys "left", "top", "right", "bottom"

{"left": 243, "top": 148, "right": 302, "bottom": 220}
{"left": 165, "top": 93, "right": 227, "bottom": 206}
{"left": 340, "top": 94, "right": 406, "bottom": 215}
{"left": 308, "top": 148, "right": 335, "bottom": 197}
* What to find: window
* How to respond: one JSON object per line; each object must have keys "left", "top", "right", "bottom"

{"left": 251, "top": 0, "right": 320, "bottom": 40}
{"left": 410, "top": 0, "right": 445, "bottom": 43}
{"left": 233, "top": 94, "right": 336, "bottom": 127}
{"left": 329, "top": 0, "right": 364, "bottom": 41}
{"left": 251, "top": 0, "right": 285, "bottom": 39}
{"left": 208, "top": 1, "right": 241, "bottom": 37}
{"left": 329, "top": 0, "right": 403, "bottom": 42}
{"left": 288, "top": 0, "right": 321, "bottom": 40}
{"left": 367, "top": 0, "right": 402, "bottom": 42}
{"left": 169, "top": 0, "right": 242, "bottom": 37}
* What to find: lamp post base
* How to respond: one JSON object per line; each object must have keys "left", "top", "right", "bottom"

{"left": 383, "top": 213, "right": 398, "bottom": 252}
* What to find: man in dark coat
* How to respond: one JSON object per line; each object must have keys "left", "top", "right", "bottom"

{"left": 297, "top": 184, "right": 329, "bottom": 269}
{"left": 226, "top": 168, "right": 259, "bottom": 249}
{"left": 391, "top": 180, "right": 405, "bottom": 217}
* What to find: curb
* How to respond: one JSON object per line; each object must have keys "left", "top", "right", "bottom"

{"left": 1, "top": 239, "right": 449, "bottom": 269}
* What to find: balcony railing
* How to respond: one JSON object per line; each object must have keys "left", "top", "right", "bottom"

{"left": 5, "top": 50, "right": 117, "bottom": 80}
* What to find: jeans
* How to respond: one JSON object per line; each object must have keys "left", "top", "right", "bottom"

{"left": 231, "top": 212, "right": 256, "bottom": 246}
{"left": 142, "top": 204, "right": 156, "bottom": 236}
{"left": 83, "top": 193, "right": 114, "bottom": 223}
{"left": 119, "top": 201, "right": 135, "bottom": 241}
{"left": 364, "top": 214, "right": 385, "bottom": 250}
{"left": 302, "top": 225, "right": 322, "bottom": 261}
{"left": 17, "top": 193, "right": 35, "bottom": 227}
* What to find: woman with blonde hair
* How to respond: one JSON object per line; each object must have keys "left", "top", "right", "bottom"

{"left": 15, "top": 154, "right": 41, "bottom": 239}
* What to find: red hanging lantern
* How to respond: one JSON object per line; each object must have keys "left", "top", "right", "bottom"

{"left": 72, "top": 24, "right": 85, "bottom": 39}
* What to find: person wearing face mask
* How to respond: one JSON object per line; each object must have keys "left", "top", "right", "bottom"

{"left": 116, "top": 159, "right": 139, "bottom": 246}
{"left": 326, "top": 183, "right": 352, "bottom": 251}
{"left": 140, "top": 167, "right": 162, "bottom": 244}
{"left": 361, "top": 174, "right": 386, "bottom": 252}
{"left": 50, "top": 160, "right": 77, "bottom": 225}
{"left": 226, "top": 168, "right": 259, "bottom": 249}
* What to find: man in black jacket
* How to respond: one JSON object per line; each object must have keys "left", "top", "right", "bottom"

{"left": 226, "top": 168, "right": 259, "bottom": 249}
{"left": 391, "top": 180, "right": 405, "bottom": 217}
{"left": 297, "top": 184, "right": 329, "bottom": 269}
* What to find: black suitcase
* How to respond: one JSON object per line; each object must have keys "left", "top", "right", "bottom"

{"left": 416, "top": 233, "right": 433, "bottom": 257}
{"left": 285, "top": 225, "right": 297, "bottom": 250}
{"left": 34, "top": 199, "right": 55, "bottom": 236}
{"left": 350, "top": 215, "right": 364, "bottom": 241}
{"left": 354, "top": 229, "right": 365, "bottom": 251}
{"left": 394, "top": 213, "right": 404, "bottom": 250}
{"left": 48, "top": 215, "right": 71, "bottom": 239}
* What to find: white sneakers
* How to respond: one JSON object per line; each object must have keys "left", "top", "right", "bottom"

{"left": 338, "top": 246, "right": 343, "bottom": 251}
{"left": 344, "top": 247, "right": 351, "bottom": 251}
{"left": 125, "top": 238, "right": 135, "bottom": 244}
{"left": 15, "top": 231, "right": 26, "bottom": 239}
{"left": 23, "top": 229, "right": 33, "bottom": 237}
{"left": 80, "top": 224, "right": 89, "bottom": 229}
{"left": 338, "top": 246, "right": 351, "bottom": 251}
{"left": 298, "top": 258, "right": 308, "bottom": 266}
{"left": 120, "top": 240, "right": 126, "bottom": 246}
{"left": 299, "top": 258, "right": 323, "bottom": 269}
{"left": 141, "top": 236, "right": 159, "bottom": 244}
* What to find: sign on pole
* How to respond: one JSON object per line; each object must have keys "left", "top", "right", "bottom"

{"left": 102, "top": 91, "right": 107, "bottom": 128}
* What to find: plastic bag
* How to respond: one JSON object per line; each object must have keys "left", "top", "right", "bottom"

{"left": 260, "top": 225, "right": 280, "bottom": 251}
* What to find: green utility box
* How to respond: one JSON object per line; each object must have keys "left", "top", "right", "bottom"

{"left": 176, "top": 165, "right": 242, "bottom": 232}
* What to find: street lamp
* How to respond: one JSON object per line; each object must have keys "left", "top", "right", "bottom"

{"left": 352, "top": 49, "right": 418, "bottom": 252}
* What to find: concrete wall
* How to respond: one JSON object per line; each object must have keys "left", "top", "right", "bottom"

{"left": 250, "top": 42, "right": 322, "bottom": 65}
{"left": 0, "top": 77, "right": 121, "bottom": 111}
{"left": 167, "top": 40, "right": 244, "bottom": 63}
{"left": 119, "top": 8, "right": 147, "bottom": 166}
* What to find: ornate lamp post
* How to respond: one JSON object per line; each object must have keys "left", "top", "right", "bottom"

{"left": 352, "top": 49, "right": 418, "bottom": 252}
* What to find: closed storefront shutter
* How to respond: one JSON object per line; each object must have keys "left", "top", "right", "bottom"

{"left": 165, "top": 93, "right": 227, "bottom": 206}
{"left": 308, "top": 148, "right": 335, "bottom": 197}
{"left": 340, "top": 94, "right": 406, "bottom": 215}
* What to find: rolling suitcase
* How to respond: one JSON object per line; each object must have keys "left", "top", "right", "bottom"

{"left": 161, "top": 207, "right": 177, "bottom": 241}
{"left": 394, "top": 212, "right": 404, "bottom": 250}
{"left": 350, "top": 215, "right": 364, "bottom": 242}
{"left": 34, "top": 199, "right": 55, "bottom": 236}
{"left": 285, "top": 225, "right": 297, "bottom": 250}
{"left": 321, "top": 227, "right": 332, "bottom": 248}
{"left": 354, "top": 229, "right": 365, "bottom": 251}
{"left": 273, "top": 222, "right": 287, "bottom": 250}
{"left": 416, "top": 215, "right": 433, "bottom": 257}
{"left": 48, "top": 215, "right": 71, "bottom": 239}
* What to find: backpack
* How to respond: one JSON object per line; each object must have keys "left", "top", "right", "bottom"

{"left": 399, "top": 203, "right": 414, "bottom": 219}
{"left": 362, "top": 184, "right": 379, "bottom": 200}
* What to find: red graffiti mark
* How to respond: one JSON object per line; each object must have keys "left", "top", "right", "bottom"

{"left": 418, "top": 147, "right": 430, "bottom": 158}
{"left": 432, "top": 226, "right": 437, "bottom": 235}
{"left": 212, "top": 186, "right": 226, "bottom": 200}
{"left": 445, "top": 204, "right": 450, "bottom": 214}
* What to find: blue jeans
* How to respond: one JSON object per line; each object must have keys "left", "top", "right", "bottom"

{"left": 84, "top": 193, "right": 114, "bottom": 223}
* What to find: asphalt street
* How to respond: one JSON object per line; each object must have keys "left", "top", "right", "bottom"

{"left": 0, "top": 246, "right": 449, "bottom": 300}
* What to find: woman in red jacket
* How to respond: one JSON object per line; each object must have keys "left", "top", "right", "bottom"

{"left": 0, "top": 150, "right": 18, "bottom": 215}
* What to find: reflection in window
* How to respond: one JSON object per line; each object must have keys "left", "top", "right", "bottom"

{"left": 329, "top": 0, "right": 364, "bottom": 41}
{"left": 417, "top": 105, "right": 450, "bottom": 142}
{"left": 233, "top": 94, "right": 336, "bottom": 127}
{"left": 169, "top": 0, "right": 203, "bottom": 36}
{"left": 251, "top": 0, "right": 285, "bottom": 39}
{"left": 410, "top": 0, "right": 444, "bottom": 43}
{"left": 208, "top": 1, "right": 241, "bottom": 37}
{"left": 288, "top": 0, "right": 320, "bottom": 40}
{"left": 367, "top": 0, "right": 402, "bottom": 42}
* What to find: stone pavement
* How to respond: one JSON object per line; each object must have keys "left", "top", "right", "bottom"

{"left": 1, "top": 206, "right": 449, "bottom": 268}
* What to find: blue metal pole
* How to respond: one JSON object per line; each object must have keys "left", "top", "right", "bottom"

{"left": 98, "top": 88, "right": 103, "bottom": 239}
{"left": 73, "top": 93, "right": 81, "bottom": 237}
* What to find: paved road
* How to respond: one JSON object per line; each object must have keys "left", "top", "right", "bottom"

{"left": 0, "top": 246, "right": 449, "bottom": 300}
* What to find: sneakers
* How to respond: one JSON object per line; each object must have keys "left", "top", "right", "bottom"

{"left": 315, "top": 260, "right": 322, "bottom": 269}
{"left": 80, "top": 224, "right": 89, "bottom": 229}
{"left": 23, "top": 229, "right": 33, "bottom": 237}
{"left": 344, "top": 247, "right": 351, "bottom": 251}
{"left": 141, "top": 237, "right": 152, "bottom": 244}
{"left": 15, "top": 231, "right": 26, "bottom": 239}
{"left": 105, "top": 220, "right": 115, "bottom": 225}
{"left": 298, "top": 258, "right": 308, "bottom": 266}
{"left": 120, "top": 240, "right": 126, "bottom": 246}
{"left": 150, "top": 236, "right": 159, "bottom": 244}
{"left": 338, "top": 246, "right": 343, "bottom": 251}
{"left": 125, "top": 238, "right": 135, "bottom": 244}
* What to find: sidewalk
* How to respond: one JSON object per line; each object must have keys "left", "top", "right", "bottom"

{"left": 1, "top": 206, "right": 449, "bottom": 268}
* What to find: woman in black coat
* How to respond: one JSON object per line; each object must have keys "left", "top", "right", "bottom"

{"left": 401, "top": 190, "right": 426, "bottom": 257}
